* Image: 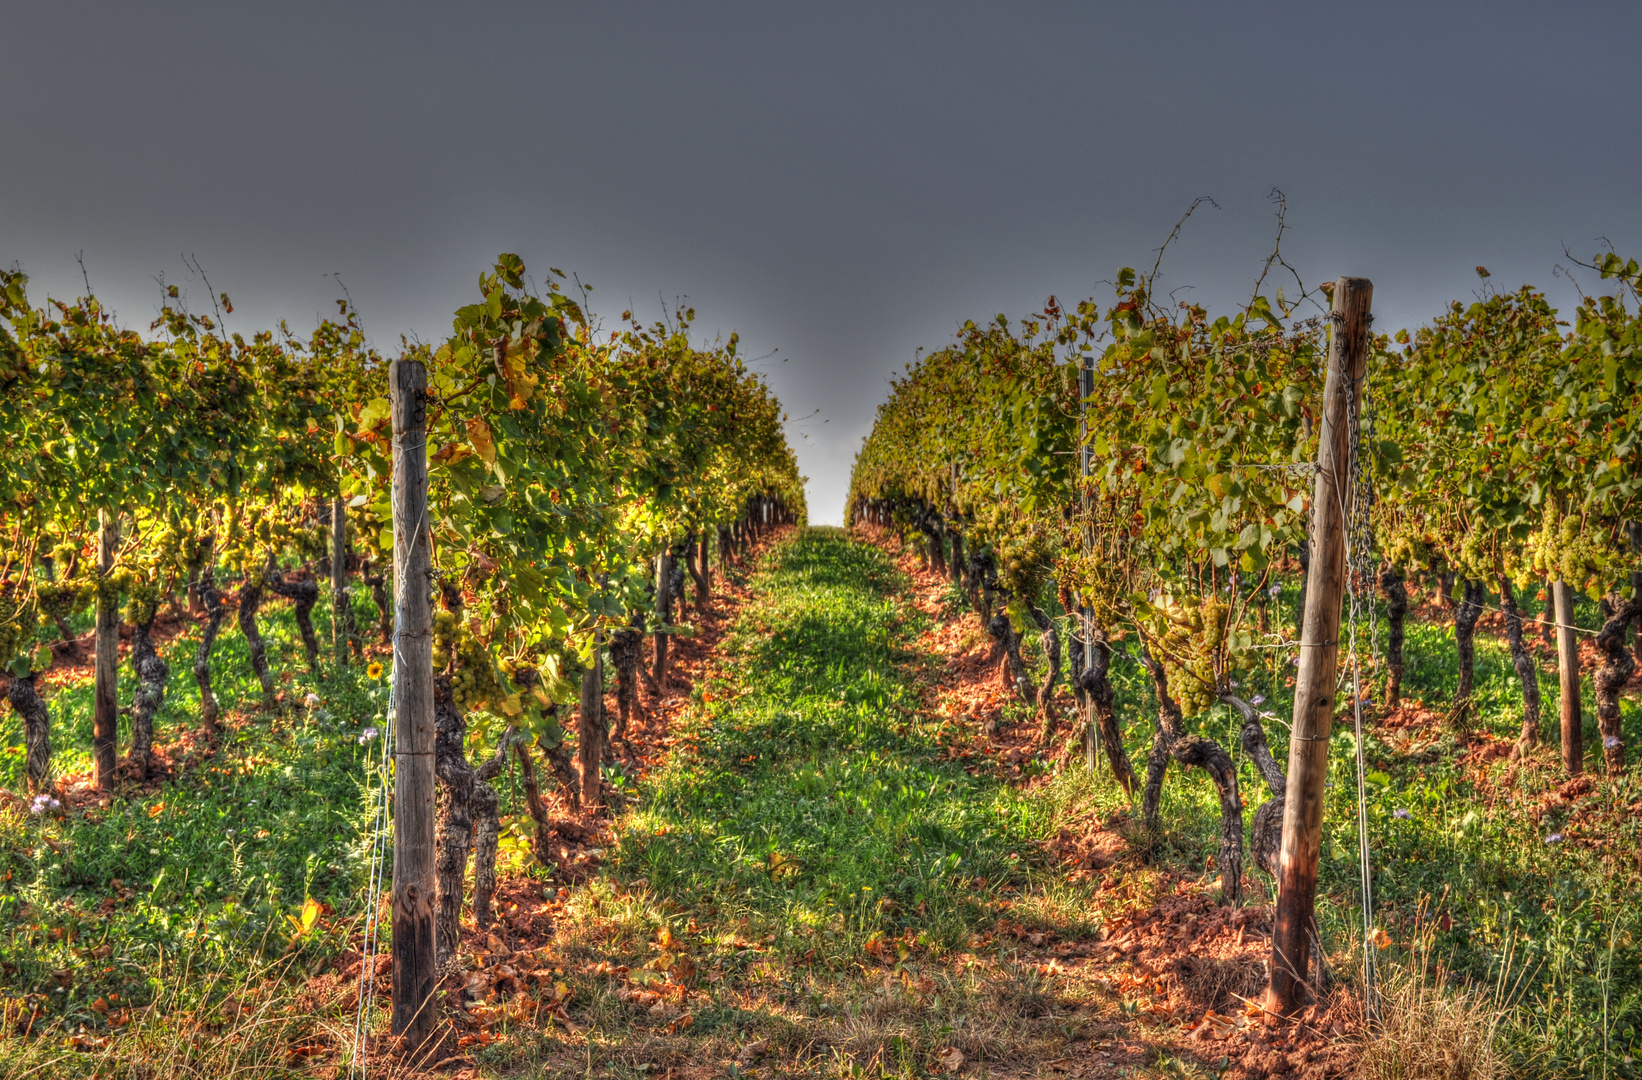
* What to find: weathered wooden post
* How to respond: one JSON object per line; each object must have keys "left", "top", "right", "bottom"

{"left": 92, "top": 509, "right": 120, "bottom": 791}
{"left": 390, "top": 358, "right": 437, "bottom": 1048}
{"left": 653, "top": 547, "right": 673, "bottom": 689}
{"left": 1553, "top": 580, "right": 1582, "bottom": 776}
{"left": 1078, "top": 349, "right": 1099, "bottom": 773}
{"left": 578, "top": 636, "right": 606, "bottom": 810}
{"left": 1268, "top": 277, "right": 1372, "bottom": 1015}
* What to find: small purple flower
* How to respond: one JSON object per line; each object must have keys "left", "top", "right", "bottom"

{"left": 1393, "top": 808, "right": 1411, "bottom": 820}
{"left": 1604, "top": 735, "right": 1622, "bottom": 750}
{"left": 28, "top": 794, "right": 60, "bottom": 814}
{"left": 358, "top": 727, "right": 380, "bottom": 745}
{"left": 1251, "top": 694, "right": 1266, "bottom": 706}
{"left": 1268, "top": 585, "right": 1281, "bottom": 598}
{"left": 1546, "top": 833, "right": 1564, "bottom": 844}
{"left": 304, "top": 692, "right": 322, "bottom": 709}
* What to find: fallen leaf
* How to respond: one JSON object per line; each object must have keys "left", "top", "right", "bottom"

{"left": 939, "top": 1047, "right": 965, "bottom": 1071}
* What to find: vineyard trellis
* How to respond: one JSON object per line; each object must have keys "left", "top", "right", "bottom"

{"left": 0, "top": 254, "right": 807, "bottom": 1056}
{"left": 846, "top": 249, "right": 1642, "bottom": 1015}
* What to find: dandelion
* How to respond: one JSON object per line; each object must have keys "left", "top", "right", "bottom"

{"left": 1546, "top": 833, "right": 1564, "bottom": 844}
{"left": 366, "top": 661, "right": 385, "bottom": 680}
{"left": 359, "top": 727, "right": 380, "bottom": 745}
{"left": 1605, "top": 735, "right": 1622, "bottom": 750}
{"left": 1393, "top": 808, "right": 1411, "bottom": 820}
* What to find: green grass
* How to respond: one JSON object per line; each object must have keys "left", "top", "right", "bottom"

{"left": 5, "top": 535, "right": 1641, "bottom": 1076}
{"left": 0, "top": 591, "right": 388, "bottom": 1071}
{"left": 1066, "top": 575, "right": 1642, "bottom": 1077}
{"left": 614, "top": 527, "right": 1073, "bottom": 961}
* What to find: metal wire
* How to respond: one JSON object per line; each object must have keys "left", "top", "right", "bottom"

{"left": 1341, "top": 313, "right": 1380, "bottom": 1023}
{"left": 351, "top": 375, "right": 429, "bottom": 1077}
{"left": 348, "top": 660, "right": 394, "bottom": 1079}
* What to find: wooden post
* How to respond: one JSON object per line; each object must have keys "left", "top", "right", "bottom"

{"left": 1553, "top": 580, "right": 1582, "bottom": 776}
{"left": 653, "top": 548, "right": 672, "bottom": 689}
{"left": 1078, "top": 350, "right": 1098, "bottom": 772}
{"left": 92, "top": 509, "right": 121, "bottom": 791}
{"left": 578, "top": 637, "right": 606, "bottom": 810}
{"left": 1268, "top": 277, "right": 1372, "bottom": 1016}
{"left": 331, "top": 495, "right": 349, "bottom": 666}
{"left": 389, "top": 358, "right": 438, "bottom": 1048}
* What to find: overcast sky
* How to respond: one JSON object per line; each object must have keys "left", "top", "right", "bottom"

{"left": 6, "top": 2, "right": 1640, "bottom": 523}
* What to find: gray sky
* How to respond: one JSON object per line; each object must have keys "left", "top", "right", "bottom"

{"left": 6, "top": 2, "right": 1639, "bottom": 523}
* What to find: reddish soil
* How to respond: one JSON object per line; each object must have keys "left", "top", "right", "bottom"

{"left": 860, "top": 524, "right": 1364, "bottom": 1078}
{"left": 328, "top": 526, "right": 795, "bottom": 1077}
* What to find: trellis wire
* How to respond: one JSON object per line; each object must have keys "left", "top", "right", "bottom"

{"left": 350, "top": 407, "right": 428, "bottom": 1077}
{"left": 348, "top": 638, "right": 395, "bottom": 1077}
{"left": 1342, "top": 311, "right": 1380, "bottom": 1022}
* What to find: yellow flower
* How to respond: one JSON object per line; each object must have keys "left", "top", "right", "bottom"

{"left": 366, "top": 661, "right": 385, "bottom": 680}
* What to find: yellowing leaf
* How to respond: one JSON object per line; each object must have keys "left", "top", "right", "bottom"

{"left": 466, "top": 418, "right": 497, "bottom": 465}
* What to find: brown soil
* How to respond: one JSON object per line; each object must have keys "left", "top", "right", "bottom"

{"left": 860, "top": 524, "right": 1364, "bottom": 1078}
{"left": 323, "top": 526, "right": 794, "bottom": 1079}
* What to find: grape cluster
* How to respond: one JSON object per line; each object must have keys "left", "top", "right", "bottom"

{"left": 0, "top": 590, "right": 40, "bottom": 671}
{"left": 1145, "top": 592, "right": 1230, "bottom": 717}
{"left": 972, "top": 504, "right": 1061, "bottom": 594}
{"left": 36, "top": 580, "right": 90, "bottom": 623}
{"left": 1522, "top": 504, "right": 1614, "bottom": 596}
{"left": 433, "top": 608, "right": 508, "bottom": 715}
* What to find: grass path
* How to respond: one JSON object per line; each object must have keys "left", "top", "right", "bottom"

{"left": 544, "top": 528, "right": 1127, "bottom": 1078}
{"left": 619, "top": 526, "right": 1054, "bottom": 951}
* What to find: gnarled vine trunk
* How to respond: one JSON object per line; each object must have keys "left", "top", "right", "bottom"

{"left": 1029, "top": 606, "right": 1061, "bottom": 736}
{"left": 610, "top": 626, "right": 643, "bottom": 740}
{"left": 1450, "top": 579, "right": 1485, "bottom": 731}
{"left": 470, "top": 736, "right": 510, "bottom": 929}
{"left": 237, "top": 576, "right": 277, "bottom": 706}
{"left": 683, "top": 533, "right": 709, "bottom": 611}
{"left": 432, "top": 678, "right": 475, "bottom": 964}
{"left": 718, "top": 525, "right": 735, "bottom": 572}
{"left": 986, "top": 608, "right": 1034, "bottom": 704}
{"left": 128, "top": 618, "right": 169, "bottom": 782}
{"left": 1137, "top": 649, "right": 1244, "bottom": 902}
{"left": 268, "top": 572, "right": 321, "bottom": 674}
{"left": 1595, "top": 598, "right": 1639, "bottom": 776}
{"left": 1378, "top": 564, "right": 1408, "bottom": 709}
{"left": 577, "top": 648, "right": 607, "bottom": 810}
{"left": 7, "top": 673, "right": 51, "bottom": 793}
{"left": 1499, "top": 576, "right": 1543, "bottom": 757}
{"left": 698, "top": 533, "right": 712, "bottom": 605}
{"left": 193, "top": 550, "right": 227, "bottom": 734}
{"left": 1222, "top": 694, "right": 1286, "bottom": 879}
{"left": 1078, "top": 625, "right": 1136, "bottom": 795}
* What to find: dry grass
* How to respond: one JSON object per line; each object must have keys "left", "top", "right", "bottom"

{"left": 1354, "top": 947, "right": 1507, "bottom": 1080}
{"left": 0, "top": 951, "right": 354, "bottom": 1080}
